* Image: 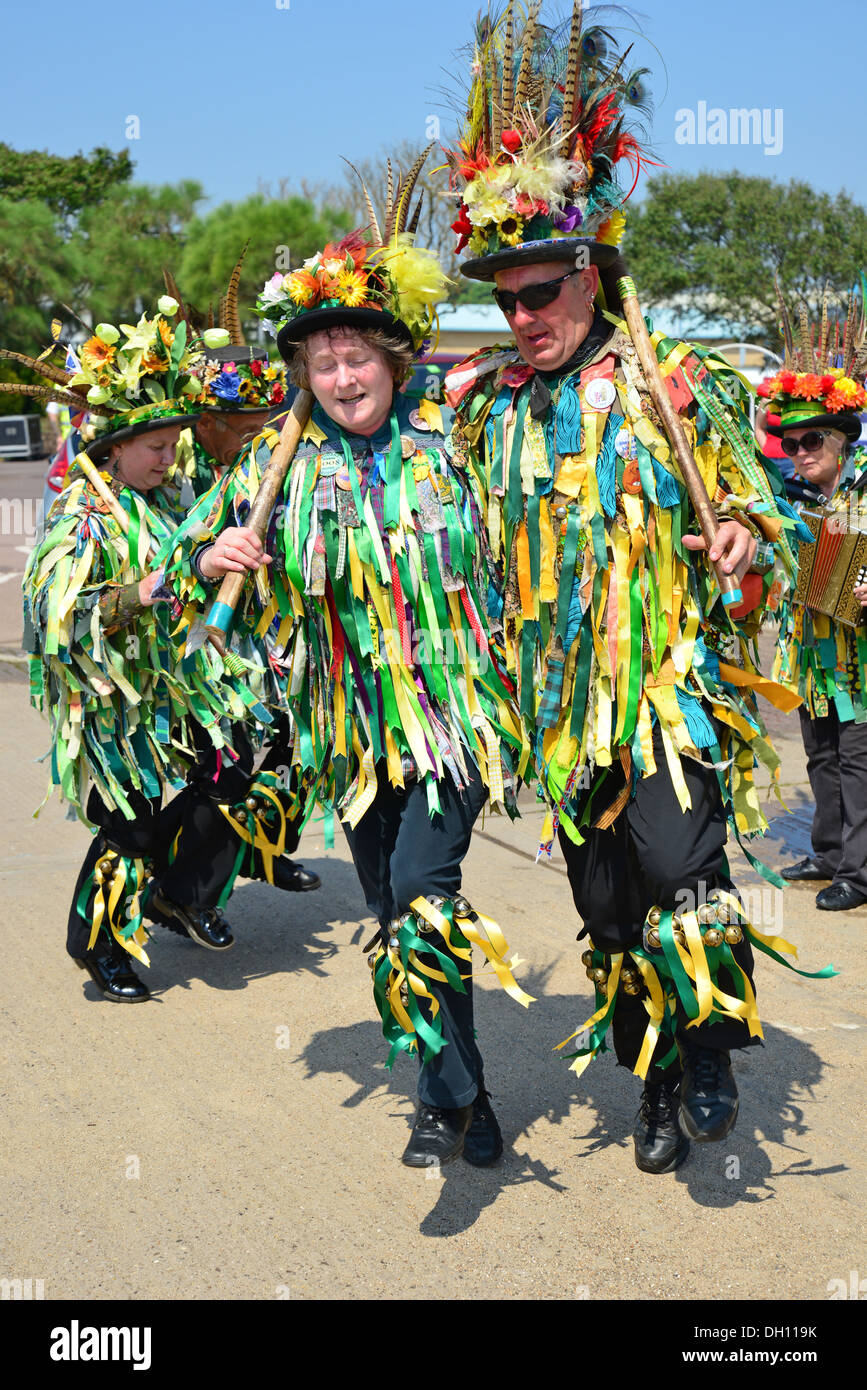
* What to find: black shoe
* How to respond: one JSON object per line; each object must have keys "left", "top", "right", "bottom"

{"left": 816, "top": 881, "right": 867, "bottom": 911}
{"left": 781, "top": 856, "right": 831, "bottom": 882}
{"left": 150, "top": 891, "right": 235, "bottom": 950}
{"left": 462, "top": 1083, "right": 504, "bottom": 1167}
{"left": 270, "top": 858, "right": 321, "bottom": 893}
{"left": 73, "top": 947, "right": 151, "bottom": 1002}
{"left": 401, "top": 1103, "right": 473, "bottom": 1168}
{"left": 633, "top": 1075, "right": 690, "bottom": 1173}
{"left": 678, "top": 1041, "right": 739, "bottom": 1142}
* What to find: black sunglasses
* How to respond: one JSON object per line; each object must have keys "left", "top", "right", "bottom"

{"left": 779, "top": 429, "right": 833, "bottom": 457}
{"left": 492, "top": 270, "right": 578, "bottom": 315}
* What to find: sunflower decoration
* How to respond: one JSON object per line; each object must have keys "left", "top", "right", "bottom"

{"left": 257, "top": 147, "right": 451, "bottom": 360}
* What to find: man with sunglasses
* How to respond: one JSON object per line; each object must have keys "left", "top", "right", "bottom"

{"left": 442, "top": 0, "right": 814, "bottom": 1175}
{"left": 768, "top": 372, "right": 867, "bottom": 911}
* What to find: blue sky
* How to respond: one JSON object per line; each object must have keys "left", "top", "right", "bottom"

{"left": 3, "top": 0, "right": 863, "bottom": 210}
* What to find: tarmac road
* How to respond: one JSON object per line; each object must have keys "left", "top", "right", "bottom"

{"left": 0, "top": 456, "right": 864, "bottom": 1302}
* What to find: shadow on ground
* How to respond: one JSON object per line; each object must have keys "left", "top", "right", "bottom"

{"left": 297, "top": 962, "right": 845, "bottom": 1236}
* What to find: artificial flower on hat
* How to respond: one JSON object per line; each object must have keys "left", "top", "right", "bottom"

{"left": 256, "top": 146, "right": 451, "bottom": 360}
{"left": 443, "top": 1, "right": 655, "bottom": 280}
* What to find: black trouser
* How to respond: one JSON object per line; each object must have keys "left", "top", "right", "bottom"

{"left": 799, "top": 704, "right": 867, "bottom": 894}
{"left": 66, "top": 733, "right": 256, "bottom": 959}
{"left": 558, "top": 730, "right": 758, "bottom": 1084}
{"left": 342, "top": 763, "right": 488, "bottom": 1109}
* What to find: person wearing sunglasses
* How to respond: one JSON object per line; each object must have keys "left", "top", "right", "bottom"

{"left": 442, "top": 1, "right": 822, "bottom": 1176}
{"left": 766, "top": 353, "right": 867, "bottom": 911}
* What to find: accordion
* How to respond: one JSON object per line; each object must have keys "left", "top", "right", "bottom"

{"left": 794, "top": 509, "right": 867, "bottom": 628}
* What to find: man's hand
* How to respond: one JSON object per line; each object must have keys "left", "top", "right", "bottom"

{"left": 199, "top": 526, "right": 271, "bottom": 580}
{"left": 682, "top": 519, "right": 757, "bottom": 587}
{"left": 853, "top": 580, "right": 867, "bottom": 609}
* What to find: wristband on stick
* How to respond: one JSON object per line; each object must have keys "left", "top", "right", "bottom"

{"left": 612, "top": 267, "right": 743, "bottom": 609}
{"left": 205, "top": 388, "right": 315, "bottom": 653}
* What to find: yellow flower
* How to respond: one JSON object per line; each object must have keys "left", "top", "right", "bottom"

{"left": 464, "top": 175, "right": 512, "bottom": 228}
{"left": 497, "top": 214, "right": 525, "bottom": 247}
{"left": 336, "top": 268, "right": 370, "bottom": 307}
{"left": 468, "top": 229, "right": 489, "bottom": 257}
{"left": 597, "top": 210, "right": 626, "bottom": 246}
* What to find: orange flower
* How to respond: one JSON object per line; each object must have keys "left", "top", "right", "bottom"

{"left": 796, "top": 374, "right": 824, "bottom": 400}
{"left": 141, "top": 351, "right": 163, "bottom": 373}
{"left": 288, "top": 270, "right": 321, "bottom": 307}
{"left": 81, "top": 335, "right": 116, "bottom": 370}
{"left": 158, "top": 319, "right": 174, "bottom": 349}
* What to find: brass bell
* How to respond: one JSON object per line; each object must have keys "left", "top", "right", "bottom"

{"left": 96, "top": 855, "right": 115, "bottom": 876}
{"left": 673, "top": 929, "right": 686, "bottom": 946}
{"left": 234, "top": 808, "right": 247, "bottom": 823}
{"left": 697, "top": 902, "right": 716, "bottom": 925}
{"left": 453, "top": 895, "right": 471, "bottom": 917}
{"left": 592, "top": 967, "right": 609, "bottom": 985}
{"left": 399, "top": 988, "right": 409, "bottom": 1006}
{"left": 645, "top": 928, "right": 661, "bottom": 949}
{"left": 621, "top": 967, "right": 639, "bottom": 984}
{"left": 367, "top": 953, "right": 378, "bottom": 971}
{"left": 623, "top": 981, "right": 643, "bottom": 996}
{"left": 581, "top": 950, "right": 594, "bottom": 967}
{"left": 647, "top": 907, "right": 662, "bottom": 927}
{"left": 585, "top": 966, "right": 596, "bottom": 981}
{"left": 715, "top": 901, "right": 732, "bottom": 924}
{"left": 703, "top": 927, "right": 724, "bottom": 948}
{"left": 426, "top": 896, "right": 445, "bottom": 911}
{"left": 387, "top": 936, "right": 400, "bottom": 952}
{"left": 245, "top": 796, "right": 259, "bottom": 813}
{"left": 724, "top": 924, "right": 743, "bottom": 945}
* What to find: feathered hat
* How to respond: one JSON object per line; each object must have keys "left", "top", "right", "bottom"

{"left": 256, "top": 146, "right": 450, "bottom": 361}
{"left": 761, "top": 281, "right": 867, "bottom": 443}
{"left": 163, "top": 247, "right": 288, "bottom": 413}
{"left": 1, "top": 301, "right": 206, "bottom": 459}
{"left": 445, "top": 1, "right": 652, "bottom": 280}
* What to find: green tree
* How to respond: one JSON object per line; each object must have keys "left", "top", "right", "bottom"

{"left": 0, "top": 143, "right": 132, "bottom": 222}
{"left": 178, "top": 194, "right": 351, "bottom": 336}
{"left": 76, "top": 181, "right": 204, "bottom": 328}
{"left": 623, "top": 172, "right": 867, "bottom": 344}
{"left": 0, "top": 198, "right": 83, "bottom": 413}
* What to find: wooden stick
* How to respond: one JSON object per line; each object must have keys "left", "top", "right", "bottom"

{"left": 613, "top": 269, "right": 742, "bottom": 609}
{"left": 204, "top": 388, "right": 315, "bottom": 652}
{"left": 76, "top": 451, "right": 184, "bottom": 619}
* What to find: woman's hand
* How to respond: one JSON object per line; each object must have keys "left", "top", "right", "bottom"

{"left": 199, "top": 526, "right": 272, "bottom": 580}
{"left": 682, "top": 519, "right": 757, "bottom": 587}
{"left": 137, "top": 571, "right": 168, "bottom": 607}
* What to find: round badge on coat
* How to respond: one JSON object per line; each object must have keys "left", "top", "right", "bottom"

{"left": 408, "top": 408, "right": 432, "bottom": 432}
{"left": 614, "top": 427, "right": 634, "bottom": 459}
{"left": 584, "top": 378, "right": 616, "bottom": 411}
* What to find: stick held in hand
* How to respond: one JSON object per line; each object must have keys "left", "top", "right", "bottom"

{"left": 610, "top": 264, "right": 743, "bottom": 610}
{"left": 205, "top": 388, "right": 315, "bottom": 652}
